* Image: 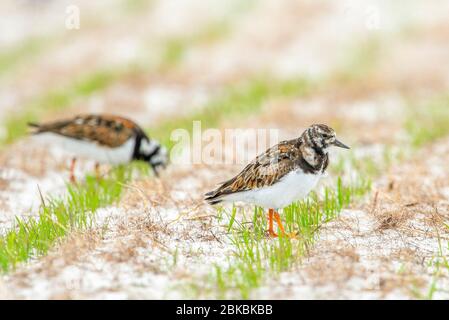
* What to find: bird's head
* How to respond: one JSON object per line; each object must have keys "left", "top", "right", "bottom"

{"left": 138, "top": 139, "right": 169, "bottom": 176}
{"left": 303, "top": 124, "right": 350, "bottom": 151}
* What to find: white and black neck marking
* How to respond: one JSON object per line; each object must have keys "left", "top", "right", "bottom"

{"left": 298, "top": 124, "right": 350, "bottom": 174}
{"left": 132, "top": 133, "right": 168, "bottom": 176}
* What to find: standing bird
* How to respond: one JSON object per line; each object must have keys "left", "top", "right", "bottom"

{"left": 205, "top": 124, "right": 350, "bottom": 238}
{"left": 28, "top": 114, "right": 168, "bottom": 182}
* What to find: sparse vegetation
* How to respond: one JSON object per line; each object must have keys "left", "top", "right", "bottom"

{"left": 1, "top": 68, "right": 128, "bottom": 145}
{"left": 159, "top": 22, "right": 230, "bottom": 68}
{"left": 1, "top": 0, "right": 449, "bottom": 300}
{"left": 0, "top": 163, "right": 150, "bottom": 272}
{"left": 0, "top": 37, "right": 55, "bottom": 77}
{"left": 154, "top": 76, "right": 313, "bottom": 148}
{"left": 210, "top": 177, "right": 371, "bottom": 299}
{"left": 406, "top": 95, "right": 449, "bottom": 148}
{"left": 201, "top": 91, "right": 449, "bottom": 299}
{"left": 0, "top": 18, "right": 237, "bottom": 147}
{"left": 333, "top": 36, "right": 384, "bottom": 83}
{"left": 0, "top": 73, "right": 312, "bottom": 273}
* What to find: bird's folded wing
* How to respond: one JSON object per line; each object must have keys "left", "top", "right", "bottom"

{"left": 211, "top": 140, "right": 300, "bottom": 196}
{"left": 33, "top": 115, "right": 136, "bottom": 148}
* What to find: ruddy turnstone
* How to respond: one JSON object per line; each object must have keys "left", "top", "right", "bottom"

{"left": 28, "top": 114, "right": 168, "bottom": 182}
{"left": 205, "top": 124, "right": 350, "bottom": 238}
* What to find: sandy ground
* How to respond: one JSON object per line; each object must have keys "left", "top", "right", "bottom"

{"left": 1, "top": 126, "right": 449, "bottom": 299}
{"left": 256, "top": 138, "right": 449, "bottom": 299}
{"left": 1, "top": 0, "right": 449, "bottom": 299}
{"left": 0, "top": 89, "right": 446, "bottom": 299}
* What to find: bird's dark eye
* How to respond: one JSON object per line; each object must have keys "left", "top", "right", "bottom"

{"left": 115, "top": 123, "right": 124, "bottom": 132}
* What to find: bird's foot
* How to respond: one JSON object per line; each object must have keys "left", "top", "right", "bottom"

{"left": 70, "top": 175, "right": 77, "bottom": 184}
{"left": 266, "top": 230, "right": 297, "bottom": 239}
{"left": 280, "top": 231, "right": 298, "bottom": 239}
{"left": 95, "top": 162, "right": 101, "bottom": 182}
{"left": 69, "top": 157, "right": 77, "bottom": 184}
{"left": 267, "top": 229, "right": 278, "bottom": 238}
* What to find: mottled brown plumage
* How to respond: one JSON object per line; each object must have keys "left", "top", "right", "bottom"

{"left": 28, "top": 114, "right": 168, "bottom": 178}
{"left": 29, "top": 114, "right": 145, "bottom": 148}
{"left": 206, "top": 138, "right": 328, "bottom": 201}
{"left": 205, "top": 124, "right": 347, "bottom": 206}
{"left": 205, "top": 124, "right": 350, "bottom": 238}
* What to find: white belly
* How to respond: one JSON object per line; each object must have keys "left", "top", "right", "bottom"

{"left": 38, "top": 133, "right": 135, "bottom": 165}
{"left": 223, "top": 170, "right": 322, "bottom": 209}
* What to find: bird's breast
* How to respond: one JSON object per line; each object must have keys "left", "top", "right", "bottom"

{"left": 280, "top": 170, "right": 322, "bottom": 200}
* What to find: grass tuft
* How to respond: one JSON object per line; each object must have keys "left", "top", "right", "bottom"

{"left": 0, "top": 163, "right": 149, "bottom": 272}
{"left": 0, "top": 37, "right": 53, "bottom": 77}
{"left": 405, "top": 96, "right": 449, "bottom": 148}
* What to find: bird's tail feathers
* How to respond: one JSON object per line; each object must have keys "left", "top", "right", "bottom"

{"left": 27, "top": 122, "right": 43, "bottom": 134}
{"left": 204, "top": 190, "right": 225, "bottom": 205}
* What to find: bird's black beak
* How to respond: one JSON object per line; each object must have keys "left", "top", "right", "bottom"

{"left": 333, "top": 139, "right": 350, "bottom": 149}
{"left": 151, "top": 163, "right": 160, "bottom": 177}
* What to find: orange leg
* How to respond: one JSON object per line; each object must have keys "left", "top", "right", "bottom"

{"left": 267, "top": 209, "right": 278, "bottom": 238}
{"left": 268, "top": 209, "right": 297, "bottom": 239}
{"left": 273, "top": 211, "right": 288, "bottom": 237}
{"left": 70, "top": 157, "right": 77, "bottom": 184}
{"left": 95, "top": 162, "right": 101, "bottom": 181}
